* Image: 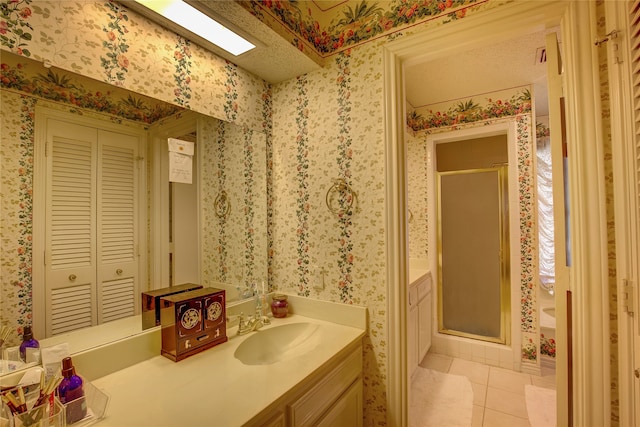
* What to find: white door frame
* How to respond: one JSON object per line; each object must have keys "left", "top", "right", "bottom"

{"left": 426, "top": 123, "right": 521, "bottom": 369}
{"left": 148, "top": 111, "right": 200, "bottom": 289}
{"left": 383, "top": 1, "right": 610, "bottom": 426}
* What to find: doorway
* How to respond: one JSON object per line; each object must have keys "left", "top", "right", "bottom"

{"left": 384, "top": 2, "right": 610, "bottom": 426}
{"left": 169, "top": 135, "right": 199, "bottom": 285}
{"left": 148, "top": 112, "right": 201, "bottom": 288}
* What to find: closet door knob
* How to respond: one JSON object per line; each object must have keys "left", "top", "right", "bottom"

{"left": 116, "top": 268, "right": 123, "bottom": 275}
{"left": 68, "top": 274, "right": 77, "bottom": 282}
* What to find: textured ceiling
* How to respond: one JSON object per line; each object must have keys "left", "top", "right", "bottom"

{"left": 133, "top": 0, "right": 483, "bottom": 83}
{"left": 191, "top": 1, "right": 321, "bottom": 83}
{"left": 139, "top": 0, "right": 556, "bottom": 113}
{"left": 405, "top": 29, "right": 557, "bottom": 117}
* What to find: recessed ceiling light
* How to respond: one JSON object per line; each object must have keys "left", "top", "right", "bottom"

{"left": 133, "top": 0, "right": 256, "bottom": 56}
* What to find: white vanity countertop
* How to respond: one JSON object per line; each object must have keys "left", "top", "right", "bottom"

{"left": 409, "top": 258, "right": 430, "bottom": 285}
{"left": 92, "top": 311, "right": 365, "bottom": 426}
{"left": 409, "top": 268, "right": 430, "bottom": 285}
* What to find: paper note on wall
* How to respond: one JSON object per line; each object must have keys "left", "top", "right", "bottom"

{"left": 168, "top": 138, "right": 194, "bottom": 184}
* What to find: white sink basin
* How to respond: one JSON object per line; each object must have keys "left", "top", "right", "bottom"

{"left": 234, "top": 322, "right": 320, "bottom": 365}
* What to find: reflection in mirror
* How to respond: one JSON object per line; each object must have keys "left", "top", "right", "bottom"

{"left": 0, "top": 51, "right": 267, "bottom": 372}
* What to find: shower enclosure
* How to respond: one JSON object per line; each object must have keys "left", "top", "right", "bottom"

{"left": 437, "top": 166, "right": 510, "bottom": 344}
{"left": 434, "top": 135, "right": 511, "bottom": 345}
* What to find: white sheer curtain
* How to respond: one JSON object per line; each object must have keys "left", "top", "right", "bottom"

{"left": 537, "top": 136, "right": 555, "bottom": 293}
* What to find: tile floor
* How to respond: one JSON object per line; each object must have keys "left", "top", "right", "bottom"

{"left": 418, "top": 351, "right": 557, "bottom": 427}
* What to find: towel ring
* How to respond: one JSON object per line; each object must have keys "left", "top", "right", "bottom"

{"left": 325, "top": 178, "right": 358, "bottom": 217}
{"left": 214, "top": 190, "right": 231, "bottom": 219}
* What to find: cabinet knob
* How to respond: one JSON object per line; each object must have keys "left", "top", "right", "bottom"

{"left": 116, "top": 268, "right": 123, "bottom": 275}
{"left": 68, "top": 274, "right": 77, "bottom": 282}
{"left": 635, "top": 369, "right": 639, "bottom": 379}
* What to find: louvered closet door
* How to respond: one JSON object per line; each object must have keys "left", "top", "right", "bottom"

{"left": 45, "top": 120, "right": 98, "bottom": 336}
{"left": 97, "top": 130, "right": 138, "bottom": 324}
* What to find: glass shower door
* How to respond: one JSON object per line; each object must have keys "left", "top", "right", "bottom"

{"left": 436, "top": 167, "right": 510, "bottom": 344}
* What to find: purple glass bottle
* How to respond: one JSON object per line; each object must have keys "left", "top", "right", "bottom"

{"left": 58, "top": 357, "right": 87, "bottom": 424}
{"left": 270, "top": 294, "right": 288, "bottom": 318}
{"left": 19, "top": 326, "right": 39, "bottom": 362}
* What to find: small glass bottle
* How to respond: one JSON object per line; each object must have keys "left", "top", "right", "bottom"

{"left": 19, "top": 326, "right": 39, "bottom": 362}
{"left": 58, "top": 357, "right": 87, "bottom": 424}
{"left": 270, "top": 294, "right": 288, "bottom": 318}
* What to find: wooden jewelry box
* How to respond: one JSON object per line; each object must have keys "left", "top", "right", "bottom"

{"left": 160, "top": 287, "right": 228, "bottom": 362}
{"left": 141, "top": 283, "right": 203, "bottom": 330}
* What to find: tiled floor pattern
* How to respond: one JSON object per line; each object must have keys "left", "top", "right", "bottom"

{"left": 418, "top": 351, "right": 557, "bottom": 427}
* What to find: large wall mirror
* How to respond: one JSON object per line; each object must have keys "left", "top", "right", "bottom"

{"left": 0, "top": 51, "right": 267, "bottom": 371}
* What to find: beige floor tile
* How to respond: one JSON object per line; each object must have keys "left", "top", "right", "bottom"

{"left": 472, "top": 405, "right": 484, "bottom": 427}
{"left": 471, "top": 381, "right": 487, "bottom": 406}
{"left": 449, "top": 358, "right": 490, "bottom": 385}
{"left": 483, "top": 408, "right": 531, "bottom": 427}
{"left": 485, "top": 386, "right": 529, "bottom": 419}
{"left": 419, "top": 352, "right": 453, "bottom": 373}
{"left": 488, "top": 366, "right": 532, "bottom": 395}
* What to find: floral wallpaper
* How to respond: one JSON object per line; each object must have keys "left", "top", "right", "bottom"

{"left": 200, "top": 119, "right": 268, "bottom": 295}
{"left": 293, "top": 74, "right": 312, "bottom": 297}
{"left": 335, "top": 50, "right": 356, "bottom": 304}
{"left": 540, "top": 332, "right": 556, "bottom": 358}
{"left": 407, "top": 129, "right": 429, "bottom": 259}
{"left": 0, "top": 0, "right": 34, "bottom": 56}
{"left": 408, "top": 86, "right": 532, "bottom": 132}
{"left": 271, "top": 39, "right": 388, "bottom": 424}
{"left": 101, "top": 1, "right": 130, "bottom": 86}
{"left": 0, "top": 0, "right": 267, "bottom": 131}
{"left": 239, "top": 0, "right": 486, "bottom": 64}
{"left": 1, "top": 53, "right": 182, "bottom": 123}
{"left": 0, "top": 91, "right": 36, "bottom": 338}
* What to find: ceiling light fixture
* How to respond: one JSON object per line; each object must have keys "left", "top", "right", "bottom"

{"left": 132, "top": 0, "right": 256, "bottom": 56}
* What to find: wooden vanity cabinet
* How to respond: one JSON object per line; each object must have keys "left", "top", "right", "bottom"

{"left": 409, "top": 272, "right": 432, "bottom": 377}
{"left": 245, "top": 343, "right": 363, "bottom": 427}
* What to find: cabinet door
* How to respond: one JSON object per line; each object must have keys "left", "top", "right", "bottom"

{"left": 316, "top": 379, "right": 363, "bottom": 427}
{"left": 418, "top": 293, "right": 432, "bottom": 361}
{"left": 288, "top": 347, "right": 362, "bottom": 426}
{"left": 263, "top": 412, "right": 285, "bottom": 427}
{"left": 408, "top": 303, "right": 419, "bottom": 377}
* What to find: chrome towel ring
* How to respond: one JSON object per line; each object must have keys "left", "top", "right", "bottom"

{"left": 326, "top": 178, "right": 358, "bottom": 217}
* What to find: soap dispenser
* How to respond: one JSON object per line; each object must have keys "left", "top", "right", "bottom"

{"left": 58, "top": 357, "right": 87, "bottom": 424}
{"left": 19, "top": 326, "right": 39, "bottom": 362}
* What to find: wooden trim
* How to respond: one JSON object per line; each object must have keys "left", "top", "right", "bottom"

{"left": 567, "top": 290, "right": 573, "bottom": 427}
{"left": 562, "top": 2, "right": 611, "bottom": 425}
{"left": 382, "top": 46, "right": 409, "bottom": 427}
